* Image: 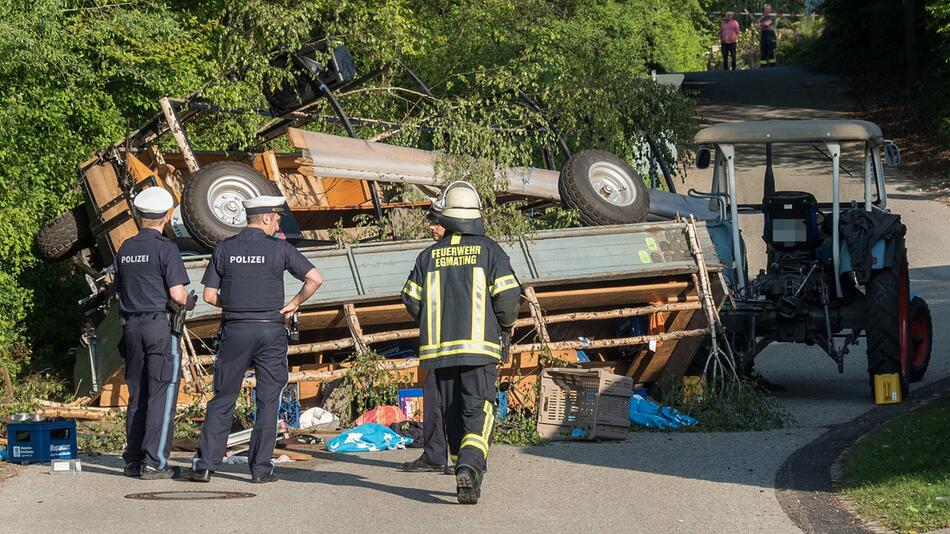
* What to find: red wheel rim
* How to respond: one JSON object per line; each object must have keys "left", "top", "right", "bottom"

{"left": 909, "top": 305, "right": 929, "bottom": 369}
{"left": 898, "top": 260, "right": 910, "bottom": 377}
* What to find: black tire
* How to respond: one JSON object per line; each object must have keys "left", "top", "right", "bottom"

{"left": 36, "top": 205, "right": 93, "bottom": 261}
{"left": 558, "top": 150, "right": 650, "bottom": 226}
{"left": 908, "top": 296, "right": 932, "bottom": 383}
{"left": 865, "top": 242, "right": 909, "bottom": 399}
{"left": 181, "top": 161, "right": 281, "bottom": 251}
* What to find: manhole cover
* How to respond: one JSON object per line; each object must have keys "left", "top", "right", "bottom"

{"left": 125, "top": 491, "right": 255, "bottom": 501}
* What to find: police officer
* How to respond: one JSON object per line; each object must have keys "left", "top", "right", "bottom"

{"left": 185, "top": 195, "right": 322, "bottom": 484}
{"left": 114, "top": 186, "right": 193, "bottom": 480}
{"left": 401, "top": 182, "right": 521, "bottom": 504}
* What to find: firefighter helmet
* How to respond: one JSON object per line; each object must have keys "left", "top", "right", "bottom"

{"left": 431, "top": 181, "right": 482, "bottom": 220}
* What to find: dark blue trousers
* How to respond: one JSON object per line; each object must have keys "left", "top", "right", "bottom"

{"left": 195, "top": 322, "right": 288, "bottom": 477}
{"left": 121, "top": 314, "right": 181, "bottom": 470}
{"left": 421, "top": 368, "right": 447, "bottom": 465}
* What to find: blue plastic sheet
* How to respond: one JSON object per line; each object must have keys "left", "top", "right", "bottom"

{"left": 327, "top": 423, "right": 413, "bottom": 452}
{"left": 629, "top": 394, "right": 698, "bottom": 430}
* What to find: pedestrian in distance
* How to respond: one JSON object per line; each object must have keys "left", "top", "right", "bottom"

{"left": 401, "top": 181, "right": 522, "bottom": 504}
{"left": 720, "top": 11, "right": 740, "bottom": 70}
{"left": 184, "top": 195, "right": 323, "bottom": 484}
{"left": 760, "top": 4, "right": 778, "bottom": 67}
{"left": 114, "top": 186, "right": 195, "bottom": 480}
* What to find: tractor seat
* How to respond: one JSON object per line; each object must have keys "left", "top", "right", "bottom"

{"left": 645, "top": 189, "right": 721, "bottom": 222}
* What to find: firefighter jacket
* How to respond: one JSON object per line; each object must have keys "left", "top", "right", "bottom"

{"left": 402, "top": 231, "right": 521, "bottom": 369}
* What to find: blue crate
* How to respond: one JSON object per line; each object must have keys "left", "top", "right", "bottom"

{"left": 6, "top": 420, "right": 78, "bottom": 464}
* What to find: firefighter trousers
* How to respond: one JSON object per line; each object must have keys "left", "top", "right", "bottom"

{"left": 435, "top": 364, "right": 497, "bottom": 474}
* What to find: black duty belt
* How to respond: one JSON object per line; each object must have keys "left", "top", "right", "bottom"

{"left": 120, "top": 311, "right": 170, "bottom": 326}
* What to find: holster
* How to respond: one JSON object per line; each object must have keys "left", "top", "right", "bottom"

{"left": 168, "top": 302, "right": 187, "bottom": 336}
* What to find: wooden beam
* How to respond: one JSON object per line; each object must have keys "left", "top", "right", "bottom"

{"left": 523, "top": 286, "right": 550, "bottom": 344}
{"left": 242, "top": 358, "right": 418, "bottom": 388}
{"left": 286, "top": 327, "right": 419, "bottom": 356}
{"left": 509, "top": 328, "right": 709, "bottom": 353}
{"left": 343, "top": 303, "right": 367, "bottom": 353}
{"left": 159, "top": 97, "right": 199, "bottom": 174}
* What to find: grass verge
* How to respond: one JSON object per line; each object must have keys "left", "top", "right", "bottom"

{"left": 841, "top": 392, "right": 950, "bottom": 532}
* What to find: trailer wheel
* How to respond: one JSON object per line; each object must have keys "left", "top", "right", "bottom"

{"left": 865, "top": 242, "right": 909, "bottom": 399}
{"left": 181, "top": 162, "right": 281, "bottom": 251}
{"left": 559, "top": 150, "right": 650, "bottom": 226}
{"left": 36, "top": 205, "right": 93, "bottom": 261}
{"left": 907, "top": 296, "right": 932, "bottom": 383}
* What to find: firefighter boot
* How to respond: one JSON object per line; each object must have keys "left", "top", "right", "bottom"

{"left": 455, "top": 464, "right": 482, "bottom": 505}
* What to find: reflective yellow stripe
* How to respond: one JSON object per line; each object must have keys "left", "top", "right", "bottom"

{"left": 471, "top": 267, "right": 486, "bottom": 342}
{"left": 489, "top": 274, "right": 519, "bottom": 296}
{"left": 450, "top": 233, "right": 461, "bottom": 245}
{"left": 419, "top": 339, "right": 501, "bottom": 351}
{"left": 402, "top": 280, "right": 422, "bottom": 301}
{"left": 460, "top": 435, "right": 489, "bottom": 458}
{"left": 425, "top": 271, "right": 441, "bottom": 346}
{"left": 481, "top": 400, "right": 494, "bottom": 442}
{"left": 418, "top": 347, "right": 502, "bottom": 361}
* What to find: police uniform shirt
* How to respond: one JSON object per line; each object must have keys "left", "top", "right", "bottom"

{"left": 201, "top": 227, "right": 315, "bottom": 322}
{"left": 113, "top": 229, "right": 190, "bottom": 314}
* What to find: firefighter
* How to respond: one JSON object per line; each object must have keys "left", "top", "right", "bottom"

{"left": 114, "top": 186, "right": 194, "bottom": 480}
{"left": 401, "top": 181, "right": 521, "bottom": 504}
{"left": 185, "top": 195, "right": 323, "bottom": 484}
{"left": 400, "top": 211, "right": 449, "bottom": 475}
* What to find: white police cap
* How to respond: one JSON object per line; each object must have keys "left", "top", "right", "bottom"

{"left": 133, "top": 187, "right": 174, "bottom": 219}
{"left": 243, "top": 195, "right": 287, "bottom": 216}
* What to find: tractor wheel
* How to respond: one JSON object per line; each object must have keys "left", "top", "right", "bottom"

{"left": 907, "top": 296, "right": 932, "bottom": 383}
{"left": 36, "top": 205, "right": 93, "bottom": 261}
{"left": 559, "top": 150, "right": 650, "bottom": 226}
{"left": 865, "top": 242, "right": 909, "bottom": 399}
{"left": 181, "top": 162, "right": 281, "bottom": 251}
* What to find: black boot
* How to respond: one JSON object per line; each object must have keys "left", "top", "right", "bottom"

{"left": 455, "top": 464, "right": 483, "bottom": 505}
{"left": 140, "top": 466, "right": 180, "bottom": 480}
{"left": 401, "top": 455, "right": 446, "bottom": 473}
{"left": 123, "top": 461, "right": 142, "bottom": 478}
{"left": 183, "top": 468, "right": 212, "bottom": 483}
{"left": 250, "top": 473, "right": 279, "bottom": 484}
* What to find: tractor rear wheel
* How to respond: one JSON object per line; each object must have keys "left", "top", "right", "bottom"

{"left": 865, "top": 242, "right": 909, "bottom": 399}
{"left": 907, "top": 296, "right": 932, "bottom": 383}
{"left": 559, "top": 150, "right": 650, "bottom": 226}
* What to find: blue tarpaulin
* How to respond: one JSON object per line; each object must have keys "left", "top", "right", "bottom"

{"left": 327, "top": 423, "right": 414, "bottom": 452}
{"left": 629, "top": 394, "right": 698, "bottom": 430}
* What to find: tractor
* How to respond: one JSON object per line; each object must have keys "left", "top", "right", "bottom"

{"left": 683, "top": 119, "right": 933, "bottom": 399}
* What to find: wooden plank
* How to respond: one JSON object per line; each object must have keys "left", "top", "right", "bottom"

{"left": 85, "top": 161, "right": 139, "bottom": 259}
{"left": 534, "top": 280, "right": 691, "bottom": 311}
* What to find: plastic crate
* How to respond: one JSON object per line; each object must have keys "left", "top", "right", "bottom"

{"left": 537, "top": 368, "right": 633, "bottom": 440}
{"left": 6, "top": 420, "right": 78, "bottom": 463}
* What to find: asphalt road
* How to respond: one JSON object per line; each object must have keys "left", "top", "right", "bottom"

{"left": 2, "top": 67, "right": 947, "bottom": 534}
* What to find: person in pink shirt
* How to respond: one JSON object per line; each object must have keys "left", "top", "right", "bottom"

{"left": 720, "top": 12, "right": 740, "bottom": 70}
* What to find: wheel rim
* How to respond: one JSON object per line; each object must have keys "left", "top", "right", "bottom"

{"left": 587, "top": 162, "right": 638, "bottom": 207}
{"left": 206, "top": 175, "right": 265, "bottom": 227}
{"left": 898, "top": 260, "right": 910, "bottom": 377}
{"left": 909, "top": 306, "right": 929, "bottom": 369}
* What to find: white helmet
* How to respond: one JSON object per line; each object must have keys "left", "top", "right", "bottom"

{"left": 430, "top": 181, "right": 482, "bottom": 220}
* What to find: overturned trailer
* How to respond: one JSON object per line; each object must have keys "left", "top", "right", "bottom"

{"left": 76, "top": 221, "right": 726, "bottom": 409}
